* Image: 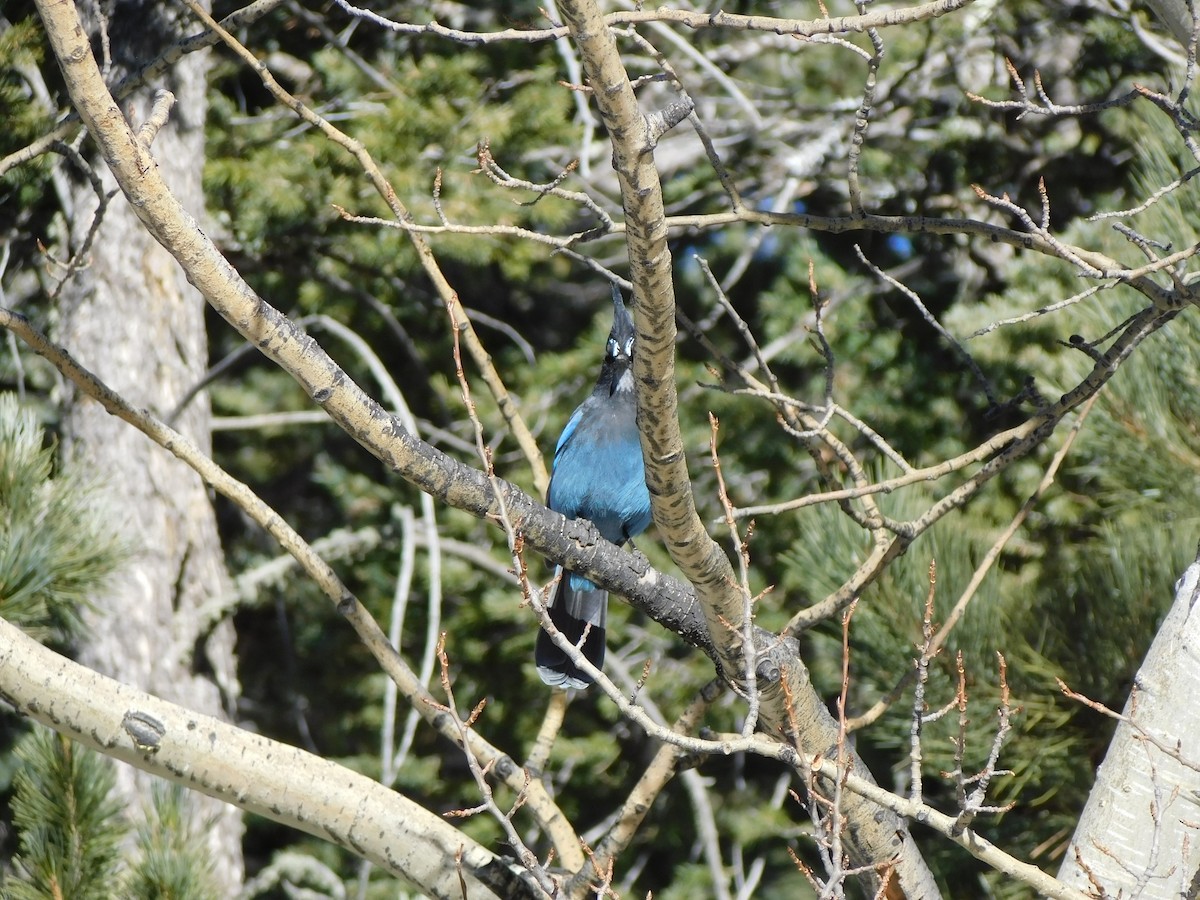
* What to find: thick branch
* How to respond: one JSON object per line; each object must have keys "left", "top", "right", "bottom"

{"left": 0, "top": 617, "right": 538, "bottom": 899}
{"left": 554, "top": 2, "right": 941, "bottom": 897}
{"left": 556, "top": 0, "right": 744, "bottom": 709}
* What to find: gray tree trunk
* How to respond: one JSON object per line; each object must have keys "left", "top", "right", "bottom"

{"left": 1057, "top": 556, "right": 1200, "bottom": 897}
{"left": 55, "top": 0, "right": 243, "bottom": 887}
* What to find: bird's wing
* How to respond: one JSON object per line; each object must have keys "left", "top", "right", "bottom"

{"left": 553, "top": 400, "right": 589, "bottom": 462}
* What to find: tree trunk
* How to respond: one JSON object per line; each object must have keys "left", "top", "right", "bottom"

{"left": 55, "top": 0, "right": 243, "bottom": 887}
{"left": 1057, "top": 555, "right": 1200, "bottom": 896}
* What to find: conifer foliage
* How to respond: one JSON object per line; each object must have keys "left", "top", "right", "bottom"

{"left": 0, "top": 395, "right": 120, "bottom": 641}
{"left": 8, "top": 728, "right": 124, "bottom": 900}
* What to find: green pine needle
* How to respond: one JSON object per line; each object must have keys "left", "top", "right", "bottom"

{"left": 124, "top": 784, "right": 221, "bottom": 900}
{"left": 0, "top": 394, "right": 124, "bottom": 641}
{"left": 6, "top": 728, "right": 126, "bottom": 900}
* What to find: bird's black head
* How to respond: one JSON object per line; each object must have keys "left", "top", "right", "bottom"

{"left": 598, "top": 285, "right": 636, "bottom": 396}
{"left": 606, "top": 285, "right": 635, "bottom": 365}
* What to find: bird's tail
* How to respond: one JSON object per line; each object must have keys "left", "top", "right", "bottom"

{"left": 535, "top": 567, "right": 607, "bottom": 689}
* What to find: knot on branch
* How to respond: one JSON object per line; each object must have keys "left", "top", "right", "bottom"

{"left": 562, "top": 516, "right": 601, "bottom": 549}
{"left": 743, "top": 628, "right": 802, "bottom": 698}
{"left": 755, "top": 654, "right": 782, "bottom": 685}
{"left": 644, "top": 97, "right": 695, "bottom": 149}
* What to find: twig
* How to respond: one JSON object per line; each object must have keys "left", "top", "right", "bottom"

{"left": 694, "top": 254, "right": 780, "bottom": 395}
{"left": 967, "top": 58, "right": 1140, "bottom": 119}
{"left": 330, "top": 0, "right": 980, "bottom": 45}
{"left": 855, "top": 245, "right": 998, "bottom": 406}
{"left": 908, "top": 562, "right": 938, "bottom": 804}
{"left": 950, "top": 652, "right": 1016, "bottom": 836}
{"left": 710, "top": 413, "right": 761, "bottom": 732}
{"left": 1057, "top": 681, "right": 1200, "bottom": 774}
{"left": 0, "top": 304, "right": 584, "bottom": 870}
{"left": 44, "top": 140, "right": 117, "bottom": 304}
{"left": 181, "top": 0, "right": 551, "bottom": 495}
{"left": 968, "top": 283, "right": 1108, "bottom": 338}
{"left": 848, "top": 392, "right": 1097, "bottom": 730}
{"left": 847, "top": 4, "right": 884, "bottom": 216}
{"left": 477, "top": 141, "right": 614, "bottom": 235}
{"left": 429, "top": 635, "right": 556, "bottom": 896}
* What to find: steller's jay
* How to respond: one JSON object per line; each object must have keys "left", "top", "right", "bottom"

{"left": 535, "top": 287, "right": 652, "bottom": 689}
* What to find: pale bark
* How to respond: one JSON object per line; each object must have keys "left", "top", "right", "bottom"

{"left": 0, "top": 616, "right": 539, "bottom": 899}
{"left": 50, "top": 0, "right": 243, "bottom": 884}
{"left": 1058, "top": 558, "right": 1200, "bottom": 897}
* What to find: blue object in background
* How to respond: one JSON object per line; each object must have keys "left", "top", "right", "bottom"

{"left": 535, "top": 287, "right": 653, "bottom": 689}
{"left": 886, "top": 233, "right": 914, "bottom": 260}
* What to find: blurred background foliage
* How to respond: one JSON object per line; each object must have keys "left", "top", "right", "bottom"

{"left": 3, "top": 0, "right": 1200, "bottom": 896}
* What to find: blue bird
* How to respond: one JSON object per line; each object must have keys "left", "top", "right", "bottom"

{"left": 536, "top": 287, "right": 653, "bottom": 689}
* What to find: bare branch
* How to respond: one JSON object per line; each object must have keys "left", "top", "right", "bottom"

{"left": 0, "top": 619, "right": 541, "bottom": 898}
{"left": 180, "top": 0, "right": 551, "bottom": 496}
{"left": 330, "top": 0, "right": 979, "bottom": 46}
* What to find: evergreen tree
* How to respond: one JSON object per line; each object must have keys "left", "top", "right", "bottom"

{"left": 125, "top": 785, "right": 220, "bottom": 900}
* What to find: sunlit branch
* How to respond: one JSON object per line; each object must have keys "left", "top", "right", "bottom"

{"left": 330, "top": 0, "right": 977, "bottom": 45}
{"left": 0, "top": 304, "right": 584, "bottom": 865}
{"left": 181, "top": 0, "right": 552, "bottom": 496}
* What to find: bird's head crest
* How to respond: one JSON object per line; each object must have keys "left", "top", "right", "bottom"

{"left": 607, "top": 285, "right": 635, "bottom": 362}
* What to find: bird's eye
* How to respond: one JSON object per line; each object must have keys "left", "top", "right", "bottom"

{"left": 623, "top": 337, "right": 635, "bottom": 356}
{"left": 607, "top": 337, "right": 619, "bottom": 358}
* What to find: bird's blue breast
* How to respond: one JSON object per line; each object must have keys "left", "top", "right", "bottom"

{"left": 549, "top": 392, "right": 652, "bottom": 546}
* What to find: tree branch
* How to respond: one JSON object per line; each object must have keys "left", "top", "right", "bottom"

{"left": 0, "top": 304, "right": 585, "bottom": 872}
{"left": 554, "top": 2, "right": 941, "bottom": 896}
{"left": 0, "top": 616, "right": 539, "bottom": 899}
{"left": 331, "top": 0, "right": 976, "bottom": 45}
